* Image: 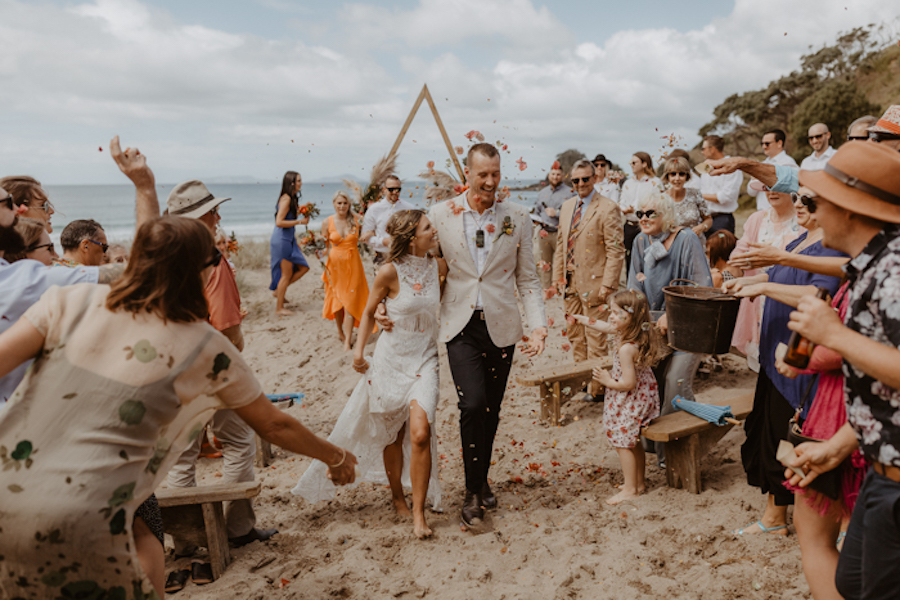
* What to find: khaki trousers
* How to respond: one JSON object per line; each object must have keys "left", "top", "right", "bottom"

{"left": 534, "top": 229, "right": 557, "bottom": 290}
{"left": 564, "top": 290, "right": 609, "bottom": 394}
{"left": 167, "top": 409, "right": 257, "bottom": 544}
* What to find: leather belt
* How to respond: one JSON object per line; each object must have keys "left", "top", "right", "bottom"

{"left": 872, "top": 461, "right": 900, "bottom": 483}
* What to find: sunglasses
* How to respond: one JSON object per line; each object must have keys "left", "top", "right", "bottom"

{"left": 386, "top": 187, "right": 402, "bottom": 193}
{"left": 791, "top": 193, "right": 818, "bottom": 213}
{"left": 869, "top": 131, "right": 900, "bottom": 143}
{"left": 571, "top": 176, "right": 592, "bottom": 184}
{"left": 87, "top": 239, "right": 110, "bottom": 253}
{"left": 807, "top": 133, "right": 827, "bottom": 141}
{"left": 668, "top": 172, "right": 689, "bottom": 178}
{"left": 28, "top": 242, "right": 55, "bottom": 253}
{"left": 30, "top": 200, "right": 53, "bottom": 212}
{"left": 761, "top": 141, "right": 774, "bottom": 147}
{"left": 635, "top": 210, "right": 658, "bottom": 219}
{"left": 847, "top": 135, "right": 869, "bottom": 141}
{"left": 0, "top": 196, "right": 13, "bottom": 210}
{"left": 206, "top": 247, "right": 223, "bottom": 269}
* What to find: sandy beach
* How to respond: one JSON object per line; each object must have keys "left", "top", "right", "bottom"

{"left": 165, "top": 248, "right": 810, "bottom": 599}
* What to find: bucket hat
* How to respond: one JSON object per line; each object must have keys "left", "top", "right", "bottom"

{"left": 165, "top": 180, "right": 230, "bottom": 219}
{"left": 799, "top": 141, "right": 900, "bottom": 223}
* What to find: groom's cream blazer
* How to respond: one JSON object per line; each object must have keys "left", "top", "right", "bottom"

{"left": 429, "top": 193, "right": 546, "bottom": 347}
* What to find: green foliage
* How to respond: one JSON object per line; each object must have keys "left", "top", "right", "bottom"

{"left": 554, "top": 149, "right": 586, "bottom": 176}
{"left": 699, "top": 24, "right": 890, "bottom": 157}
{"left": 789, "top": 79, "right": 880, "bottom": 157}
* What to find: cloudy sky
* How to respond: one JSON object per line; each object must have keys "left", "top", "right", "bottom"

{"left": 2, "top": 0, "right": 898, "bottom": 184}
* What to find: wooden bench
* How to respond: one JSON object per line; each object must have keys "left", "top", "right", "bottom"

{"left": 517, "top": 358, "right": 611, "bottom": 426}
{"left": 157, "top": 481, "right": 261, "bottom": 580}
{"left": 641, "top": 393, "right": 754, "bottom": 494}
{"left": 255, "top": 395, "right": 298, "bottom": 468}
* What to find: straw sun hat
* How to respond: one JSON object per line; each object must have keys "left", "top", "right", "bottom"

{"left": 799, "top": 141, "right": 900, "bottom": 224}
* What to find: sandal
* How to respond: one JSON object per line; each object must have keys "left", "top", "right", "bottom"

{"left": 165, "top": 569, "right": 190, "bottom": 593}
{"left": 733, "top": 520, "right": 788, "bottom": 536}
{"left": 191, "top": 560, "right": 214, "bottom": 585}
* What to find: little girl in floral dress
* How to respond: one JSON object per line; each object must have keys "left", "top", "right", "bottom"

{"left": 571, "top": 290, "right": 661, "bottom": 505}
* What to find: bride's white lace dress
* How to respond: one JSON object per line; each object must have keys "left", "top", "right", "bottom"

{"left": 291, "top": 254, "right": 442, "bottom": 510}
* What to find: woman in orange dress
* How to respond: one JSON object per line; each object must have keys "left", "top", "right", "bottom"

{"left": 322, "top": 191, "right": 370, "bottom": 351}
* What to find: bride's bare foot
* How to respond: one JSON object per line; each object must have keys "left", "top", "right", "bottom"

{"left": 392, "top": 496, "right": 411, "bottom": 517}
{"left": 343, "top": 341, "right": 352, "bottom": 352}
{"left": 413, "top": 512, "right": 433, "bottom": 539}
{"left": 276, "top": 308, "right": 294, "bottom": 317}
{"left": 606, "top": 487, "right": 643, "bottom": 505}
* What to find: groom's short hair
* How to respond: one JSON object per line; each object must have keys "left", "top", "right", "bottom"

{"left": 467, "top": 143, "right": 500, "bottom": 165}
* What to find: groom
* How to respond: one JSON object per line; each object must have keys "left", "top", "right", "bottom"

{"left": 429, "top": 143, "right": 547, "bottom": 528}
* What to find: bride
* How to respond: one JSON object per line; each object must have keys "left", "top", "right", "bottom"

{"left": 292, "top": 209, "right": 447, "bottom": 539}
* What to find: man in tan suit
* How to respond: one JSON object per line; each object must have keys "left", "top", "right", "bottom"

{"left": 427, "top": 143, "right": 547, "bottom": 528}
{"left": 553, "top": 160, "right": 624, "bottom": 380}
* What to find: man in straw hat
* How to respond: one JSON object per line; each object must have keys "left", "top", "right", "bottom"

{"left": 531, "top": 160, "right": 571, "bottom": 290}
{"left": 784, "top": 141, "right": 900, "bottom": 599}
{"left": 165, "top": 181, "right": 279, "bottom": 553}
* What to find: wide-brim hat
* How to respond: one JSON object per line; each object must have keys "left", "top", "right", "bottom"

{"left": 869, "top": 105, "right": 900, "bottom": 135}
{"left": 799, "top": 141, "right": 900, "bottom": 223}
{"left": 165, "top": 180, "right": 230, "bottom": 219}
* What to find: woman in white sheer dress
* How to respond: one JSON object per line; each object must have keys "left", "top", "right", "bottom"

{"left": 292, "top": 209, "right": 447, "bottom": 539}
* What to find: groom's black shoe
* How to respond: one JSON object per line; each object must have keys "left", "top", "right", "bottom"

{"left": 480, "top": 483, "right": 497, "bottom": 510}
{"left": 460, "top": 490, "right": 484, "bottom": 528}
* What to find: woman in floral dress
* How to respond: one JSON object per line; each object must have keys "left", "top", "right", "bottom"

{"left": 0, "top": 216, "right": 356, "bottom": 600}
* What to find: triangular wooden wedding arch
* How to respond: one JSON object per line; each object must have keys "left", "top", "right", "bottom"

{"left": 389, "top": 84, "right": 466, "bottom": 182}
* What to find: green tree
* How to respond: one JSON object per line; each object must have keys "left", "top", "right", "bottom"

{"left": 789, "top": 79, "right": 880, "bottom": 158}
{"left": 555, "top": 149, "right": 586, "bottom": 176}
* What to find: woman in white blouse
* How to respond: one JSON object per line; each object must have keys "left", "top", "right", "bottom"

{"left": 620, "top": 152, "right": 662, "bottom": 273}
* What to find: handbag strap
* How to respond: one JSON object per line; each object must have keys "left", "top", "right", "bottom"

{"left": 791, "top": 374, "right": 819, "bottom": 424}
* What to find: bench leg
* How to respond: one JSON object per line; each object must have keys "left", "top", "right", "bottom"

{"left": 255, "top": 434, "right": 272, "bottom": 468}
{"left": 664, "top": 425, "right": 735, "bottom": 494}
{"left": 551, "top": 382, "right": 561, "bottom": 427}
{"left": 201, "top": 502, "right": 230, "bottom": 580}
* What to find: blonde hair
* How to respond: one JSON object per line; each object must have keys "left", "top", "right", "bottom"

{"left": 385, "top": 209, "right": 425, "bottom": 263}
{"left": 610, "top": 290, "right": 661, "bottom": 368}
{"left": 638, "top": 190, "right": 677, "bottom": 233}
{"left": 663, "top": 156, "right": 692, "bottom": 182}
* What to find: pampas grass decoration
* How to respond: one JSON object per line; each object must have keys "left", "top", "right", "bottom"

{"left": 418, "top": 169, "right": 461, "bottom": 203}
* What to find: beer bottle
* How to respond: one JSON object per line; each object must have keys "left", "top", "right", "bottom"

{"left": 783, "top": 287, "right": 829, "bottom": 369}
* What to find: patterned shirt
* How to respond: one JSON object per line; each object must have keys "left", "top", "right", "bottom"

{"left": 842, "top": 224, "right": 900, "bottom": 466}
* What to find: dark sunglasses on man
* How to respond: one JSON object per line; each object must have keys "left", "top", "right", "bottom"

{"left": 386, "top": 187, "right": 402, "bottom": 193}
{"left": 87, "top": 239, "right": 110, "bottom": 253}
{"left": 790, "top": 192, "right": 818, "bottom": 213}
{"left": 0, "top": 195, "right": 13, "bottom": 211}
{"left": 571, "top": 176, "right": 592, "bottom": 184}
{"left": 808, "top": 133, "right": 827, "bottom": 141}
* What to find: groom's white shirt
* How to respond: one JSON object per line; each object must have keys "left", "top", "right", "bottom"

{"left": 429, "top": 192, "right": 546, "bottom": 347}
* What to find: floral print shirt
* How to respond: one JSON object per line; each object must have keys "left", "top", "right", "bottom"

{"left": 843, "top": 224, "right": 900, "bottom": 466}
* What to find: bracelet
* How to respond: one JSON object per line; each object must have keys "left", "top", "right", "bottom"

{"left": 328, "top": 448, "right": 346, "bottom": 469}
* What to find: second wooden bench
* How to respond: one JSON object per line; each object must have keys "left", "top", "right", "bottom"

{"left": 641, "top": 392, "right": 754, "bottom": 494}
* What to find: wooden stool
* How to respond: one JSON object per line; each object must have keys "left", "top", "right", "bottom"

{"left": 157, "top": 481, "right": 261, "bottom": 580}
{"left": 641, "top": 393, "right": 754, "bottom": 493}
{"left": 516, "top": 358, "right": 611, "bottom": 426}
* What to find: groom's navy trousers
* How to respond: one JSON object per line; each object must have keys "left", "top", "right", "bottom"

{"left": 447, "top": 310, "right": 515, "bottom": 495}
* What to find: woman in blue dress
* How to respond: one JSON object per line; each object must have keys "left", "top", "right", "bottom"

{"left": 270, "top": 171, "right": 310, "bottom": 316}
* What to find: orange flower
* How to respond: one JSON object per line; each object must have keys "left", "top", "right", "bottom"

{"left": 485, "top": 223, "right": 496, "bottom": 234}
{"left": 426, "top": 160, "right": 435, "bottom": 169}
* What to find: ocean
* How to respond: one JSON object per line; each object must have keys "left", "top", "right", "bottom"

{"left": 43, "top": 181, "right": 543, "bottom": 243}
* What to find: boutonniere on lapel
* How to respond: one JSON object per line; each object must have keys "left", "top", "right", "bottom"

{"left": 496, "top": 216, "right": 515, "bottom": 240}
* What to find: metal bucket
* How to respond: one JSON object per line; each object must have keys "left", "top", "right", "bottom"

{"left": 663, "top": 279, "right": 740, "bottom": 354}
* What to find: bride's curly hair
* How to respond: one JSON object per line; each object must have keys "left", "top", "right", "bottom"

{"left": 385, "top": 209, "right": 425, "bottom": 263}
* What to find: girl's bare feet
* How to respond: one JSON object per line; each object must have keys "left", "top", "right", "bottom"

{"left": 413, "top": 512, "right": 433, "bottom": 539}
{"left": 606, "top": 487, "right": 642, "bottom": 505}
{"left": 276, "top": 308, "right": 294, "bottom": 316}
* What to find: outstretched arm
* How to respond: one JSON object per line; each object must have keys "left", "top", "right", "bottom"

{"left": 0, "top": 317, "right": 45, "bottom": 380}
{"left": 569, "top": 313, "right": 616, "bottom": 334}
{"left": 109, "top": 136, "right": 159, "bottom": 229}
{"left": 707, "top": 157, "right": 777, "bottom": 188}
